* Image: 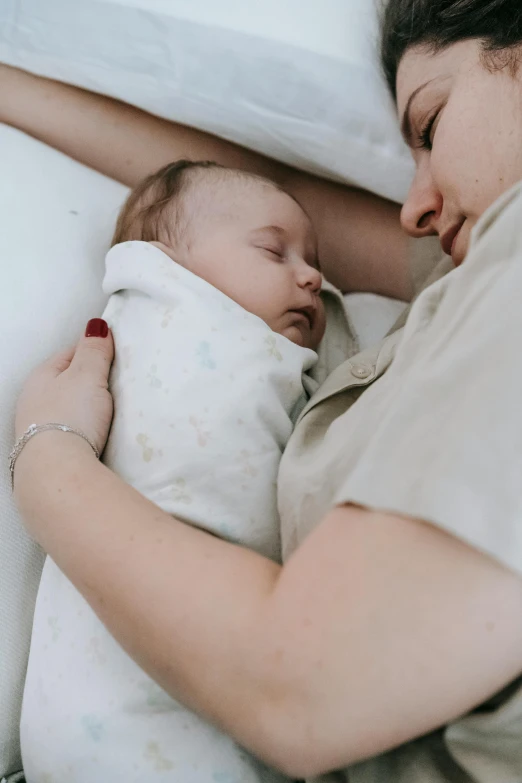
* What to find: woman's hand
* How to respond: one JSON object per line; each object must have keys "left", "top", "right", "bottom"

{"left": 15, "top": 318, "right": 114, "bottom": 454}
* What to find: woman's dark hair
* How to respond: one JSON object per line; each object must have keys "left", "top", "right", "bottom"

{"left": 381, "top": 0, "right": 522, "bottom": 99}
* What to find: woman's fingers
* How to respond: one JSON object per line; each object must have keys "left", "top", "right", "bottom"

{"left": 70, "top": 318, "right": 114, "bottom": 383}
{"left": 42, "top": 345, "right": 76, "bottom": 376}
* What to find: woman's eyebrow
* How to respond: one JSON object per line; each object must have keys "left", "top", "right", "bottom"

{"left": 401, "top": 80, "right": 433, "bottom": 146}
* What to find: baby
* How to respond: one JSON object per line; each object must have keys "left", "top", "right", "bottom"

{"left": 113, "top": 159, "right": 325, "bottom": 353}
{"left": 21, "top": 161, "right": 326, "bottom": 783}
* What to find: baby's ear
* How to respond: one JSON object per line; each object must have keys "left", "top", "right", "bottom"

{"left": 149, "top": 241, "right": 177, "bottom": 262}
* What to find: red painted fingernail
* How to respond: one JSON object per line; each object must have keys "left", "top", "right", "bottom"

{"left": 85, "top": 318, "right": 109, "bottom": 338}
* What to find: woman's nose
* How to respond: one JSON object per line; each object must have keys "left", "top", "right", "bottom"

{"left": 400, "top": 160, "right": 442, "bottom": 238}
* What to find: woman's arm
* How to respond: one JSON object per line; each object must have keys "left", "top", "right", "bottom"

{"left": 0, "top": 64, "right": 410, "bottom": 298}
{"left": 14, "top": 335, "right": 522, "bottom": 778}
{"left": 16, "top": 437, "right": 522, "bottom": 777}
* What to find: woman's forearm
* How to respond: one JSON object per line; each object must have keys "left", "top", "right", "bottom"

{"left": 0, "top": 63, "right": 288, "bottom": 188}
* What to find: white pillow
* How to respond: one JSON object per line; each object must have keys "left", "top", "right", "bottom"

{"left": 0, "top": 0, "right": 413, "bottom": 203}
{"left": 0, "top": 124, "right": 127, "bottom": 776}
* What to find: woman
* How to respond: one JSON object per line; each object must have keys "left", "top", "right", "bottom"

{"left": 6, "top": 0, "right": 522, "bottom": 779}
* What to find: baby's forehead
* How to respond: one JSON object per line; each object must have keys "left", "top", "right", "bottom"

{"left": 189, "top": 171, "right": 277, "bottom": 210}
{"left": 190, "top": 173, "right": 313, "bottom": 238}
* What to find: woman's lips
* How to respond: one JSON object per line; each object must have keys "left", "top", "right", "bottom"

{"left": 441, "top": 220, "right": 465, "bottom": 264}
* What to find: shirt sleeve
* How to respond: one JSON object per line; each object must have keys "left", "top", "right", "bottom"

{"left": 333, "top": 185, "right": 522, "bottom": 577}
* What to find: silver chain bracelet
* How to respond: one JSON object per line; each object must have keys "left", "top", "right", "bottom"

{"left": 9, "top": 423, "right": 100, "bottom": 488}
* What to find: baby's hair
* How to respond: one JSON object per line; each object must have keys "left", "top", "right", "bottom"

{"left": 112, "top": 160, "right": 223, "bottom": 247}
{"left": 112, "top": 159, "right": 287, "bottom": 248}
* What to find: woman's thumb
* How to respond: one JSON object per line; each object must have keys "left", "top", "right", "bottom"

{"left": 70, "top": 318, "right": 114, "bottom": 376}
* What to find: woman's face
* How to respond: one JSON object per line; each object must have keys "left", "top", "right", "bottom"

{"left": 397, "top": 40, "right": 522, "bottom": 265}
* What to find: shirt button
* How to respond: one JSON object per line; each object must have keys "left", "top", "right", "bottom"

{"left": 350, "top": 364, "right": 373, "bottom": 380}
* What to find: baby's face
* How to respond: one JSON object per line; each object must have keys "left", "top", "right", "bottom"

{"left": 161, "top": 182, "right": 325, "bottom": 350}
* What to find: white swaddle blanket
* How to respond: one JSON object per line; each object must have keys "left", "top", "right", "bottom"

{"left": 21, "top": 241, "right": 317, "bottom": 783}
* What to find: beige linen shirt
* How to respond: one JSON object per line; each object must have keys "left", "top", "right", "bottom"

{"left": 278, "top": 182, "right": 522, "bottom": 782}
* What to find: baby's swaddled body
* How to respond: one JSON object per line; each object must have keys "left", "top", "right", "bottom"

{"left": 21, "top": 241, "right": 317, "bottom": 783}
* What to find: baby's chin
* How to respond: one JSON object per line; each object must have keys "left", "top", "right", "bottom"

{"left": 281, "top": 324, "right": 318, "bottom": 351}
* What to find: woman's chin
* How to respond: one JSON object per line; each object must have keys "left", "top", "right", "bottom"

{"left": 452, "top": 230, "right": 470, "bottom": 267}
{"left": 453, "top": 244, "right": 470, "bottom": 267}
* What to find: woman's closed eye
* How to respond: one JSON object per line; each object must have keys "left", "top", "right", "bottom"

{"left": 417, "top": 106, "right": 442, "bottom": 152}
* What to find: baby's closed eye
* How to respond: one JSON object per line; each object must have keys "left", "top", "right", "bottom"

{"left": 257, "top": 245, "right": 284, "bottom": 260}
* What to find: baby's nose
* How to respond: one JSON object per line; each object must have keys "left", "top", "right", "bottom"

{"left": 300, "top": 263, "right": 322, "bottom": 293}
